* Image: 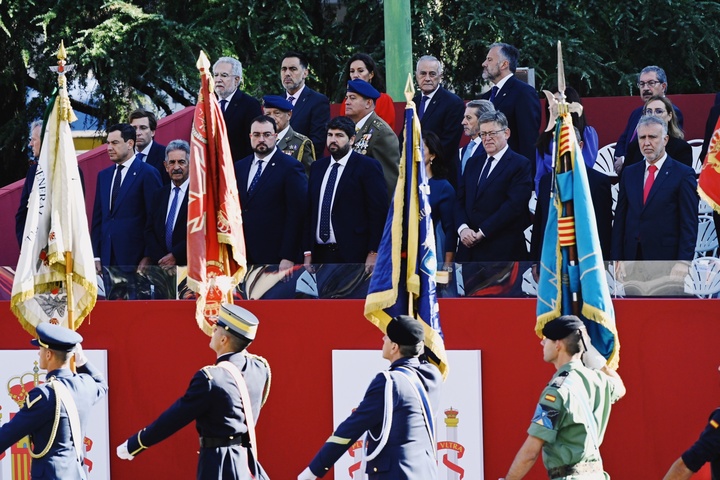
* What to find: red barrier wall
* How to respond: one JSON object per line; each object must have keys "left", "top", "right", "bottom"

{"left": 0, "top": 298, "right": 717, "bottom": 479}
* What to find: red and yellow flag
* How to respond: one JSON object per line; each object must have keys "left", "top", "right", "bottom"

{"left": 187, "top": 51, "right": 246, "bottom": 335}
{"left": 698, "top": 116, "right": 720, "bottom": 212}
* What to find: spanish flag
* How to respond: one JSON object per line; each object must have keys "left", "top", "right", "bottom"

{"left": 698, "top": 115, "right": 720, "bottom": 212}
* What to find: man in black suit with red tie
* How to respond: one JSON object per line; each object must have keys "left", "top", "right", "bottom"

{"left": 129, "top": 109, "right": 169, "bottom": 184}
{"left": 214, "top": 57, "right": 263, "bottom": 162}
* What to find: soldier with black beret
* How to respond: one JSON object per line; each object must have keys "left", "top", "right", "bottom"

{"left": 263, "top": 94, "right": 315, "bottom": 176}
{"left": 0, "top": 322, "right": 108, "bottom": 479}
{"left": 298, "top": 315, "right": 442, "bottom": 480}
{"left": 500, "top": 315, "right": 626, "bottom": 480}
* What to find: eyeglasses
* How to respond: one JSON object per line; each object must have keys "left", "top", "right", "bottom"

{"left": 644, "top": 108, "right": 667, "bottom": 116}
{"left": 637, "top": 80, "right": 661, "bottom": 88}
{"left": 250, "top": 132, "right": 275, "bottom": 139}
{"left": 479, "top": 130, "right": 505, "bottom": 139}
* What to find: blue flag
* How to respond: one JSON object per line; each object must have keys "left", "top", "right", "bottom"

{"left": 536, "top": 112, "right": 620, "bottom": 369}
{"left": 364, "top": 102, "right": 448, "bottom": 379}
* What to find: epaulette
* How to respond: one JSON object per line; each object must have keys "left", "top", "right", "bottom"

{"left": 200, "top": 365, "right": 218, "bottom": 380}
{"left": 371, "top": 118, "right": 389, "bottom": 131}
{"left": 246, "top": 353, "right": 272, "bottom": 407}
{"left": 549, "top": 370, "right": 570, "bottom": 389}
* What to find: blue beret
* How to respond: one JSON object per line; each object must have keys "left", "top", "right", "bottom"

{"left": 386, "top": 315, "right": 425, "bottom": 346}
{"left": 263, "top": 95, "right": 293, "bottom": 112}
{"left": 347, "top": 79, "right": 380, "bottom": 100}
{"left": 542, "top": 315, "right": 585, "bottom": 340}
{"left": 217, "top": 303, "right": 259, "bottom": 341}
{"left": 31, "top": 322, "right": 83, "bottom": 352}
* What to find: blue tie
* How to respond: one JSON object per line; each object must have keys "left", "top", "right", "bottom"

{"left": 419, "top": 95, "right": 429, "bottom": 120}
{"left": 490, "top": 86, "right": 499, "bottom": 102}
{"left": 111, "top": 164, "right": 124, "bottom": 211}
{"left": 136, "top": 152, "right": 145, "bottom": 162}
{"left": 220, "top": 99, "right": 227, "bottom": 112}
{"left": 165, "top": 186, "right": 181, "bottom": 251}
{"left": 461, "top": 143, "right": 474, "bottom": 174}
{"left": 247, "top": 160, "right": 264, "bottom": 195}
{"left": 319, "top": 162, "right": 340, "bottom": 242}
{"left": 477, "top": 156, "right": 494, "bottom": 190}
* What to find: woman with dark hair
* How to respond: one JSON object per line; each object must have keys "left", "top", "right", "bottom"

{"left": 623, "top": 95, "right": 693, "bottom": 169}
{"left": 535, "top": 86, "right": 599, "bottom": 193}
{"left": 423, "top": 131, "right": 456, "bottom": 272}
{"left": 339, "top": 53, "right": 396, "bottom": 128}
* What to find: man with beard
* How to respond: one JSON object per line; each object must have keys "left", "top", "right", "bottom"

{"left": 233, "top": 115, "right": 307, "bottom": 272}
{"left": 304, "top": 116, "right": 388, "bottom": 273}
{"left": 480, "top": 43, "right": 541, "bottom": 164}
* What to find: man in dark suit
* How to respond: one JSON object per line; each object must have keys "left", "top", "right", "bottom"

{"left": 298, "top": 315, "right": 442, "bottom": 480}
{"left": 15, "top": 120, "right": 42, "bottom": 246}
{"left": 129, "top": 109, "right": 168, "bottom": 184}
{"left": 234, "top": 115, "right": 307, "bottom": 271}
{"left": 118, "top": 303, "right": 271, "bottom": 480}
{"left": 344, "top": 79, "right": 400, "bottom": 198}
{"left": 458, "top": 99, "right": 494, "bottom": 178}
{"left": 612, "top": 115, "right": 698, "bottom": 264}
{"left": 146, "top": 140, "right": 190, "bottom": 270}
{"left": 214, "top": 57, "right": 263, "bottom": 162}
{"left": 281, "top": 51, "right": 330, "bottom": 159}
{"left": 455, "top": 111, "right": 532, "bottom": 262}
{"left": 91, "top": 123, "right": 162, "bottom": 280}
{"left": 0, "top": 323, "right": 107, "bottom": 480}
{"left": 304, "top": 116, "right": 388, "bottom": 272}
{"left": 412, "top": 55, "right": 465, "bottom": 187}
{"left": 614, "top": 65, "right": 684, "bottom": 173}
{"left": 481, "top": 43, "right": 541, "bottom": 165}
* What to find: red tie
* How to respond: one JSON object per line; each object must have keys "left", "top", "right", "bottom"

{"left": 643, "top": 164, "right": 658, "bottom": 204}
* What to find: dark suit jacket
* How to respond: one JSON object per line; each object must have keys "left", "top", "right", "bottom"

{"left": 222, "top": 90, "right": 263, "bottom": 162}
{"left": 611, "top": 156, "right": 698, "bottom": 260}
{"left": 91, "top": 157, "right": 162, "bottom": 268}
{"left": 481, "top": 75, "right": 541, "bottom": 164}
{"left": 412, "top": 87, "right": 465, "bottom": 188}
{"left": 457, "top": 139, "right": 485, "bottom": 185}
{"left": 353, "top": 111, "right": 400, "bottom": 198}
{"left": 145, "top": 183, "right": 188, "bottom": 265}
{"left": 234, "top": 149, "right": 307, "bottom": 265}
{"left": 287, "top": 86, "right": 330, "bottom": 159}
{"left": 531, "top": 167, "right": 613, "bottom": 261}
{"left": 455, "top": 148, "right": 532, "bottom": 261}
{"left": 615, "top": 104, "right": 685, "bottom": 158}
{"left": 143, "top": 140, "right": 170, "bottom": 185}
{"left": 307, "top": 151, "right": 389, "bottom": 263}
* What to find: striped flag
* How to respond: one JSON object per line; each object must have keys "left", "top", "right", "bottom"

{"left": 187, "top": 51, "right": 246, "bottom": 335}
{"left": 11, "top": 45, "right": 97, "bottom": 333}
{"left": 364, "top": 91, "right": 448, "bottom": 379}
{"left": 698, "top": 115, "right": 720, "bottom": 212}
{"left": 536, "top": 111, "right": 620, "bottom": 369}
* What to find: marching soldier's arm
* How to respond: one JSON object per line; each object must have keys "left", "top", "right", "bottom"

{"left": 501, "top": 434, "right": 545, "bottom": 480}
{"left": 0, "top": 388, "right": 53, "bottom": 453}
{"left": 662, "top": 458, "right": 694, "bottom": 480}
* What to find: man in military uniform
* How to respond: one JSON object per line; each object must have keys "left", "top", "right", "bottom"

{"left": 0, "top": 323, "right": 108, "bottom": 479}
{"left": 117, "top": 304, "right": 271, "bottom": 480}
{"left": 662, "top": 366, "right": 720, "bottom": 479}
{"left": 298, "top": 315, "right": 442, "bottom": 480}
{"left": 262, "top": 94, "right": 315, "bottom": 176}
{"left": 344, "top": 79, "right": 400, "bottom": 198}
{"left": 500, "top": 315, "right": 626, "bottom": 480}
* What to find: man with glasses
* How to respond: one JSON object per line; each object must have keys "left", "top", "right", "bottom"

{"left": 614, "top": 65, "right": 684, "bottom": 173}
{"left": 214, "top": 56, "right": 262, "bottom": 162}
{"left": 455, "top": 111, "right": 532, "bottom": 263}
{"left": 233, "top": 115, "right": 307, "bottom": 273}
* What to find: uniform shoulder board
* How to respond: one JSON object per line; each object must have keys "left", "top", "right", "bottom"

{"left": 549, "top": 370, "right": 570, "bottom": 389}
{"left": 200, "top": 365, "right": 219, "bottom": 380}
{"left": 246, "top": 353, "right": 270, "bottom": 370}
{"left": 294, "top": 132, "right": 311, "bottom": 142}
{"left": 371, "top": 118, "right": 388, "bottom": 130}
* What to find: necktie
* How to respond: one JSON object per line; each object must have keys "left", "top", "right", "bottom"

{"left": 136, "top": 152, "right": 145, "bottom": 162}
{"left": 461, "top": 143, "right": 474, "bottom": 174}
{"left": 490, "top": 86, "right": 499, "bottom": 102}
{"left": 419, "top": 96, "right": 429, "bottom": 120}
{"left": 319, "top": 162, "right": 340, "bottom": 242}
{"left": 477, "top": 156, "right": 494, "bottom": 189}
{"left": 288, "top": 96, "right": 295, "bottom": 105}
{"left": 643, "top": 164, "right": 658, "bottom": 204}
{"left": 165, "top": 186, "right": 181, "bottom": 251}
{"left": 219, "top": 99, "right": 227, "bottom": 112}
{"left": 248, "top": 160, "right": 264, "bottom": 195}
{"left": 111, "top": 164, "right": 124, "bottom": 211}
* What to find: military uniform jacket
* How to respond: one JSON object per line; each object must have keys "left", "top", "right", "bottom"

{"left": 527, "top": 360, "right": 622, "bottom": 479}
{"left": 681, "top": 407, "right": 720, "bottom": 478}
{"left": 277, "top": 126, "right": 316, "bottom": 177}
{"left": 308, "top": 357, "right": 442, "bottom": 479}
{"left": 126, "top": 351, "right": 270, "bottom": 480}
{"left": 353, "top": 111, "right": 400, "bottom": 198}
{"left": 0, "top": 363, "right": 108, "bottom": 480}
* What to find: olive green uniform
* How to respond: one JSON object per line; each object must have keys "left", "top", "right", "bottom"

{"left": 527, "top": 360, "right": 622, "bottom": 479}
{"left": 278, "top": 125, "right": 315, "bottom": 176}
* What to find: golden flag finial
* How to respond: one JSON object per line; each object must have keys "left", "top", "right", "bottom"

{"left": 51, "top": 41, "right": 77, "bottom": 123}
{"left": 404, "top": 72, "right": 415, "bottom": 104}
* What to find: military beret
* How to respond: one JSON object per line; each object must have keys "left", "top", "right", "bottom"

{"left": 542, "top": 315, "right": 585, "bottom": 340}
{"left": 386, "top": 315, "right": 425, "bottom": 346}
{"left": 217, "top": 303, "right": 259, "bottom": 341}
{"left": 263, "top": 95, "right": 293, "bottom": 112}
{"left": 31, "top": 322, "right": 83, "bottom": 352}
{"left": 347, "top": 79, "right": 380, "bottom": 100}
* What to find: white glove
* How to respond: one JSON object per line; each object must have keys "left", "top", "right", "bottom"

{"left": 73, "top": 344, "right": 89, "bottom": 367}
{"left": 297, "top": 466, "right": 317, "bottom": 480}
{"left": 116, "top": 441, "right": 135, "bottom": 461}
{"left": 582, "top": 338, "right": 607, "bottom": 370}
